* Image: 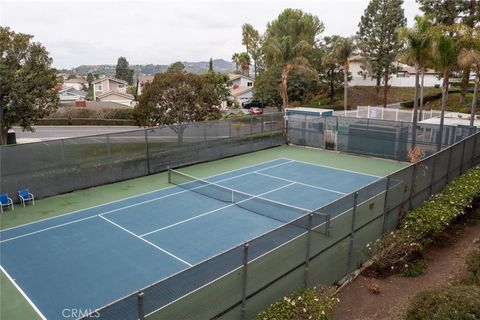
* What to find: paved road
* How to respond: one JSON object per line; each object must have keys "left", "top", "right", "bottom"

{"left": 13, "top": 126, "right": 140, "bottom": 143}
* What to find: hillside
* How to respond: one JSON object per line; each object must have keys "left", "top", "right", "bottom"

{"left": 61, "top": 59, "right": 235, "bottom": 76}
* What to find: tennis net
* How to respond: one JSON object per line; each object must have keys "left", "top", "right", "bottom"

{"left": 169, "top": 169, "right": 315, "bottom": 226}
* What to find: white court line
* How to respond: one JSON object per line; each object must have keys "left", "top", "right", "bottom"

{"left": 0, "top": 216, "right": 98, "bottom": 244}
{"left": 98, "top": 215, "right": 192, "bottom": 267}
{"left": 0, "top": 158, "right": 291, "bottom": 233}
{"left": 140, "top": 182, "right": 297, "bottom": 237}
{"left": 278, "top": 157, "right": 382, "bottom": 178}
{"left": 254, "top": 171, "right": 347, "bottom": 195}
{"left": 0, "top": 265, "right": 47, "bottom": 320}
{"left": 0, "top": 160, "right": 293, "bottom": 242}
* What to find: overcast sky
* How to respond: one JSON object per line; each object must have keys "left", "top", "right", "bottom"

{"left": 1, "top": 0, "right": 421, "bottom": 69}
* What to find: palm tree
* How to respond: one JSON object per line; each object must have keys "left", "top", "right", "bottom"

{"left": 238, "top": 52, "right": 251, "bottom": 77}
{"left": 231, "top": 53, "right": 241, "bottom": 72}
{"left": 398, "top": 15, "right": 434, "bottom": 148}
{"left": 264, "top": 36, "right": 313, "bottom": 108}
{"left": 333, "top": 37, "right": 355, "bottom": 114}
{"left": 457, "top": 26, "right": 480, "bottom": 127}
{"left": 431, "top": 27, "right": 457, "bottom": 151}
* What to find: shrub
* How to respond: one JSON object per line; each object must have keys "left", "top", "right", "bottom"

{"left": 401, "top": 259, "right": 426, "bottom": 277}
{"left": 102, "top": 108, "right": 133, "bottom": 120}
{"left": 368, "top": 166, "right": 480, "bottom": 273}
{"left": 405, "top": 285, "right": 480, "bottom": 320}
{"left": 464, "top": 246, "right": 480, "bottom": 285}
{"left": 257, "top": 286, "right": 338, "bottom": 320}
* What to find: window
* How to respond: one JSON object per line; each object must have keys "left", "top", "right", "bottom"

{"left": 247, "top": 82, "right": 253, "bottom": 87}
{"left": 118, "top": 84, "right": 125, "bottom": 89}
{"left": 94, "top": 84, "right": 103, "bottom": 91}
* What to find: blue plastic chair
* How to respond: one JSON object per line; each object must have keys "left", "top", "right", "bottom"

{"left": 0, "top": 193, "right": 14, "bottom": 212}
{"left": 18, "top": 189, "right": 35, "bottom": 207}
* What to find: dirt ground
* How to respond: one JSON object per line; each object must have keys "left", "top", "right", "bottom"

{"left": 332, "top": 220, "right": 480, "bottom": 320}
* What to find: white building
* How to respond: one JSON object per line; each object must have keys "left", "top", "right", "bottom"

{"left": 63, "top": 78, "right": 88, "bottom": 90}
{"left": 92, "top": 77, "right": 135, "bottom": 107}
{"left": 223, "top": 74, "right": 254, "bottom": 108}
{"left": 348, "top": 55, "right": 442, "bottom": 87}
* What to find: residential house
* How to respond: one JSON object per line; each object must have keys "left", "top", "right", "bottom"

{"left": 58, "top": 87, "right": 87, "bottom": 104}
{"left": 92, "top": 77, "right": 135, "bottom": 107}
{"left": 223, "top": 74, "right": 254, "bottom": 108}
{"left": 348, "top": 55, "right": 441, "bottom": 87}
{"left": 63, "top": 78, "right": 88, "bottom": 90}
{"left": 137, "top": 74, "right": 154, "bottom": 96}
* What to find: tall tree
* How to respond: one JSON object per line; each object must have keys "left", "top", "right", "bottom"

{"left": 398, "top": 15, "right": 435, "bottom": 148}
{"left": 334, "top": 37, "right": 356, "bottom": 113}
{"left": 263, "top": 36, "right": 313, "bottom": 108}
{"left": 166, "top": 61, "right": 186, "bottom": 73}
{"left": 357, "top": 0, "right": 406, "bottom": 107}
{"left": 231, "top": 53, "right": 241, "bottom": 72}
{"left": 417, "top": 0, "right": 480, "bottom": 103}
{"left": 457, "top": 26, "right": 480, "bottom": 127}
{"left": 115, "top": 56, "right": 134, "bottom": 85}
{"left": 202, "top": 71, "right": 231, "bottom": 102}
{"left": 431, "top": 26, "right": 458, "bottom": 150}
{"left": 86, "top": 72, "right": 94, "bottom": 88}
{"left": 0, "top": 27, "right": 59, "bottom": 144}
{"left": 242, "top": 23, "right": 262, "bottom": 76}
{"left": 134, "top": 72, "right": 221, "bottom": 143}
{"left": 237, "top": 52, "right": 251, "bottom": 77}
{"left": 208, "top": 58, "right": 213, "bottom": 71}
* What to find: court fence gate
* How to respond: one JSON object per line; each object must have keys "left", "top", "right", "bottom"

{"left": 0, "top": 113, "right": 285, "bottom": 201}
{"left": 80, "top": 128, "right": 479, "bottom": 319}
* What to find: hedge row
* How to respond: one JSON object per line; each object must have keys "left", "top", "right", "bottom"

{"left": 35, "top": 118, "right": 137, "bottom": 126}
{"left": 368, "top": 165, "right": 480, "bottom": 272}
{"left": 47, "top": 107, "right": 134, "bottom": 120}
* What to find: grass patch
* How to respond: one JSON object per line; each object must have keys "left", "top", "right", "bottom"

{"left": 401, "top": 259, "right": 427, "bottom": 277}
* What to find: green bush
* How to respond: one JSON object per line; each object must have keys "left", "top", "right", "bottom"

{"left": 102, "top": 108, "right": 133, "bottom": 120}
{"left": 257, "top": 286, "right": 338, "bottom": 320}
{"left": 405, "top": 285, "right": 480, "bottom": 320}
{"left": 464, "top": 246, "right": 480, "bottom": 285}
{"left": 401, "top": 259, "right": 426, "bottom": 277}
{"left": 368, "top": 166, "right": 480, "bottom": 272}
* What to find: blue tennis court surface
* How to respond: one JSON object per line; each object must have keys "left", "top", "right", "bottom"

{"left": 0, "top": 158, "right": 380, "bottom": 320}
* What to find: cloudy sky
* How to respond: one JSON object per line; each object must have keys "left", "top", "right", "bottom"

{"left": 1, "top": 0, "right": 421, "bottom": 69}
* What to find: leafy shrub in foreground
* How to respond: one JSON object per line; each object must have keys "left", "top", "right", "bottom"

{"left": 405, "top": 285, "right": 480, "bottom": 320}
{"left": 464, "top": 246, "right": 480, "bottom": 285}
{"left": 257, "top": 286, "right": 338, "bottom": 320}
{"left": 368, "top": 166, "right": 480, "bottom": 272}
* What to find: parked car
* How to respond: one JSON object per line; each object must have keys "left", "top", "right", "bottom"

{"left": 242, "top": 100, "right": 265, "bottom": 109}
{"left": 248, "top": 107, "right": 263, "bottom": 115}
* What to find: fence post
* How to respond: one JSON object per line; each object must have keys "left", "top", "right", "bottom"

{"left": 409, "top": 163, "right": 417, "bottom": 211}
{"left": 381, "top": 177, "right": 391, "bottom": 234}
{"left": 304, "top": 213, "right": 313, "bottom": 288}
{"left": 460, "top": 139, "right": 466, "bottom": 174}
{"left": 137, "top": 291, "right": 145, "bottom": 320}
{"left": 347, "top": 192, "right": 359, "bottom": 273}
{"left": 446, "top": 146, "right": 453, "bottom": 183}
{"left": 429, "top": 154, "right": 437, "bottom": 197}
{"left": 144, "top": 129, "right": 151, "bottom": 175}
{"left": 204, "top": 122, "right": 207, "bottom": 142}
{"left": 240, "top": 242, "right": 249, "bottom": 320}
{"left": 472, "top": 134, "right": 478, "bottom": 167}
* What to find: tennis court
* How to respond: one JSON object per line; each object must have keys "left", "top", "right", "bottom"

{"left": 0, "top": 157, "right": 381, "bottom": 320}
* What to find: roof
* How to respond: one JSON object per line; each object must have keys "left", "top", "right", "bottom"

{"left": 230, "top": 86, "right": 253, "bottom": 97}
{"left": 64, "top": 78, "right": 87, "bottom": 84}
{"left": 228, "top": 73, "right": 255, "bottom": 81}
{"left": 397, "top": 63, "right": 438, "bottom": 75}
{"left": 137, "top": 75, "right": 154, "bottom": 84}
{"left": 92, "top": 76, "right": 128, "bottom": 85}
{"left": 97, "top": 91, "right": 134, "bottom": 100}
{"left": 59, "top": 87, "right": 87, "bottom": 97}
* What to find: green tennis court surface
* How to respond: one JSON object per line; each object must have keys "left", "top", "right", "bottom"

{"left": 0, "top": 146, "right": 406, "bottom": 320}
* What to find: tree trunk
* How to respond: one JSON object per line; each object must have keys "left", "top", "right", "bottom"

{"left": 280, "top": 65, "right": 291, "bottom": 108}
{"left": 383, "top": 71, "right": 389, "bottom": 108}
{"left": 0, "top": 128, "right": 8, "bottom": 145}
{"left": 438, "top": 72, "right": 449, "bottom": 151}
{"left": 419, "top": 68, "right": 425, "bottom": 121}
{"left": 412, "top": 61, "right": 420, "bottom": 150}
{"left": 344, "top": 70, "right": 348, "bottom": 114}
{"left": 471, "top": 71, "right": 479, "bottom": 127}
{"left": 177, "top": 125, "right": 186, "bottom": 145}
{"left": 460, "top": 68, "right": 470, "bottom": 104}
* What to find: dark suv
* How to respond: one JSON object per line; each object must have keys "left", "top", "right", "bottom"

{"left": 242, "top": 100, "right": 265, "bottom": 109}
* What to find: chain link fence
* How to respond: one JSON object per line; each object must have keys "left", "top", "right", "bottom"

{"left": 78, "top": 119, "right": 479, "bottom": 319}
{"left": 0, "top": 113, "right": 285, "bottom": 201}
